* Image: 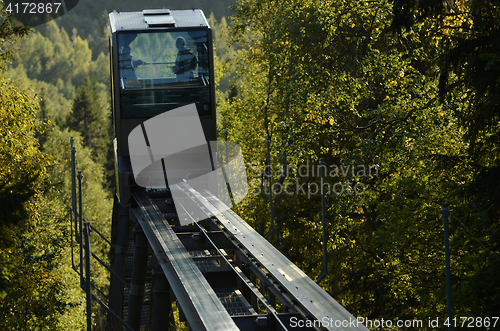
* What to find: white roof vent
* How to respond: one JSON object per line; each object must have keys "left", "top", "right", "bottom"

{"left": 143, "top": 9, "right": 175, "bottom": 27}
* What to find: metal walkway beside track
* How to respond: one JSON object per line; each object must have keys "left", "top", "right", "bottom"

{"left": 107, "top": 184, "right": 369, "bottom": 331}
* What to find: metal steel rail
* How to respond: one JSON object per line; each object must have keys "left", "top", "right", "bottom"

{"left": 127, "top": 184, "right": 369, "bottom": 330}
{"left": 174, "top": 182, "right": 369, "bottom": 331}
{"left": 131, "top": 191, "right": 240, "bottom": 331}
{"left": 175, "top": 201, "right": 290, "bottom": 331}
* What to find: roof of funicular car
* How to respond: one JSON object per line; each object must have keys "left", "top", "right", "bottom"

{"left": 108, "top": 9, "right": 210, "bottom": 33}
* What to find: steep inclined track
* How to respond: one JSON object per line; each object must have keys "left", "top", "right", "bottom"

{"left": 127, "top": 185, "right": 368, "bottom": 331}
{"left": 132, "top": 191, "right": 239, "bottom": 331}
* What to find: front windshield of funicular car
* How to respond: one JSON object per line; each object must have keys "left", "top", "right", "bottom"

{"left": 117, "top": 29, "right": 211, "bottom": 118}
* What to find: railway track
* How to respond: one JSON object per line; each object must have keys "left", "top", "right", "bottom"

{"left": 107, "top": 182, "right": 368, "bottom": 331}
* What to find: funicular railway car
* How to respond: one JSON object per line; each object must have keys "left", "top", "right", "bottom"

{"left": 108, "top": 9, "right": 217, "bottom": 206}
{"left": 107, "top": 9, "right": 222, "bottom": 329}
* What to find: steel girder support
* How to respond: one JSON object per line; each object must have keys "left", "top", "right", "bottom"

{"left": 109, "top": 201, "right": 130, "bottom": 329}
{"left": 127, "top": 224, "right": 149, "bottom": 330}
{"left": 151, "top": 266, "right": 175, "bottom": 331}
{"left": 131, "top": 192, "right": 239, "bottom": 331}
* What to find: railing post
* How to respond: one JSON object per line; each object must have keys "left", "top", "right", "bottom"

{"left": 78, "top": 171, "right": 84, "bottom": 288}
{"left": 70, "top": 139, "right": 77, "bottom": 271}
{"left": 84, "top": 221, "right": 93, "bottom": 331}
{"left": 224, "top": 129, "right": 231, "bottom": 194}
{"left": 264, "top": 138, "right": 275, "bottom": 239}
{"left": 71, "top": 138, "right": 77, "bottom": 234}
{"left": 442, "top": 204, "right": 453, "bottom": 330}
{"left": 316, "top": 159, "right": 328, "bottom": 284}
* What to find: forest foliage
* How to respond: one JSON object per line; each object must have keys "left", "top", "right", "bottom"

{"left": 0, "top": 1, "right": 235, "bottom": 329}
{"left": 0, "top": 3, "right": 114, "bottom": 329}
{"left": 0, "top": 0, "right": 499, "bottom": 329}
{"left": 218, "top": 0, "right": 500, "bottom": 326}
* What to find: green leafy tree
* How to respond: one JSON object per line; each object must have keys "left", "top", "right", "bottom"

{"left": 67, "top": 77, "right": 101, "bottom": 150}
{"left": 66, "top": 77, "right": 114, "bottom": 193}
{"left": 0, "top": 6, "right": 48, "bottom": 298}
{"left": 390, "top": 0, "right": 500, "bottom": 318}
{"left": 0, "top": 76, "right": 50, "bottom": 298}
{"left": 0, "top": 8, "right": 103, "bottom": 329}
{"left": 0, "top": 127, "right": 113, "bottom": 330}
{"left": 42, "top": 129, "right": 112, "bottom": 330}
{"left": 0, "top": 5, "right": 29, "bottom": 69}
{"left": 224, "top": 0, "right": 498, "bottom": 326}
{"left": 0, "top": 124, "right": 113, "bottom": 329}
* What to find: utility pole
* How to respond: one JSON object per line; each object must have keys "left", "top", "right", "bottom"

{"left": 442, "top": 204, "right": 453, "bottom": 331}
